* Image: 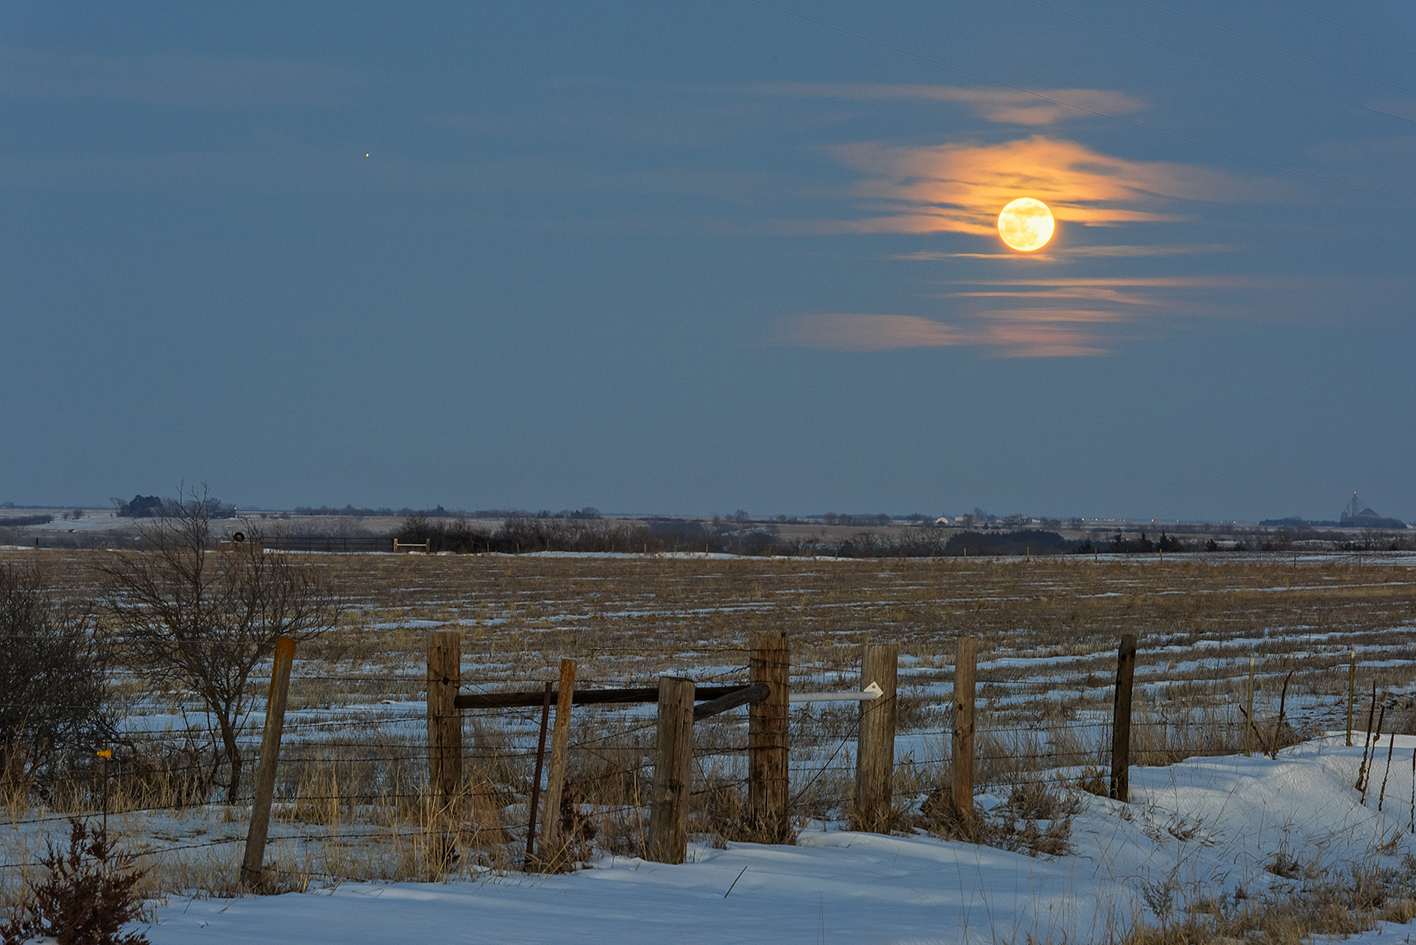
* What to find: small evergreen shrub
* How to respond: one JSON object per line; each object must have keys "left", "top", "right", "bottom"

{"left": 0, "top": 819, "right": 147, "bottom": 945}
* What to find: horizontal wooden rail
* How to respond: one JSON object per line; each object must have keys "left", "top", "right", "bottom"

{"left": 454, "top": 684, "right": 760, "bottom": 711}
{"left": 694, "top": 683, "right": 770, "bottom": 720}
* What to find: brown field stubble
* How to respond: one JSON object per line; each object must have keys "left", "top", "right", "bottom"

{"left": 5, "top": 549, "right": 1416, "bottom": 899}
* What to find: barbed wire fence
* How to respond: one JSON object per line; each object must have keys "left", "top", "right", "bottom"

{"left": 1, "top": 634, "right": 1380, "bottom": 901}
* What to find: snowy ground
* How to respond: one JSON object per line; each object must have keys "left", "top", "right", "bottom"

{"left": 9, "top": 550, "right": 1416, "bottom": 942}
{"left": 136, "top": 736, "right": 1416, "bottom": 945}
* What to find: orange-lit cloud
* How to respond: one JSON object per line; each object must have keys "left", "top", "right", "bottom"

{"left": 978, "top": 308, "right": 1132, "bottom": 324}
{"left": 1061, "top": 243, "right": 1232, "bottom": 258}
{"left": 828, "top": 135, "right": 1241, "bottom": 236}
{"left": 774, "top": 314, "right": 965, "bottom": 351}
{"left": 947, "top": 288, "right": 1161, "bottom": 306}
{"left": 752, "top": 83, "right": 1146, "bottom": 125}
{"left": 773, "top": 110, "right": 1270, "bottom": 357}
{"left": 975, "top": 325, "right": 1111, "bottom": 358}
{"left": 896, "top": 243, "right": 1231, "bottom": 260}
{"left": 932, "top": 275, "right": 1260, "bottom": 314}
{"left": 976, "top": 276, "right": 1260, "bottom": 288}
{"left": 774, "top": 312, "right": 1113, "bottom": 358}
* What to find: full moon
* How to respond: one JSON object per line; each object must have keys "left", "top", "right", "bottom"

{"left": 997, "top": 197, "right": 1055, "bottom": 252}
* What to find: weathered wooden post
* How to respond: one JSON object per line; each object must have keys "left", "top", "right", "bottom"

{"left": 951, "top": 636, "right": 978, "bottom": 821}
{"left": 646, "top": 676, "right": 695, "bottom": 864}
{"left": 853, "top": 643, "right": 898, "bottom": 833}
{"left": 1244, "top": 656, "right": 1255, "bottom": 756}
{"left": 538, "top": 658, "right": 577, "bottom": 859}
{"left": 239, "top": 636, "right": 296, "bottom": 891}
{"left": 426, "top": 631, "right": 462, "bottom": 804}
{"left": 749, "top": 631, "right": 790, "bottom": 840}
{"left": 524, "top": 681, "right": 554, "bottom": 866}
{"left": 1110, "top": 633, "right": 1138, "bottom": 802}
{"left": 1347, "top": 649, "right": 1356, "bottom": 747}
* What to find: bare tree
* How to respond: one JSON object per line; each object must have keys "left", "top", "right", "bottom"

{"left": 915, "top": 525, "right": 945, "bottom": 558}
{"left": 1, "top": 562, "right": 113, "bottom": 796}
{"left": 99, "top": 487, "right": 338, "bottom": 803}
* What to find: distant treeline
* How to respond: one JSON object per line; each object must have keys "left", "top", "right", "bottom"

{"left": 113, "top": 494, "right": 235, "bottom": 519}
{"left": 395, "top": 515, "right": 732, "bottom": 555}
{"left": 1261, "top": 516, "right": 1410, "bottom": 530}
{"left": 391, "top": 519, "right": 1416, "bottom": 558}
{"left": 293, "top": 504, "right": 603, "bottom": 520}
{"left": 1085, "top": 532, "right": 1188, "bottom": 554}
{"left": 392, "top": 516, "right": 1103, "bottom": 558}
{"left": 0, "top": 514, "right": 53, "bottom": 528}
{"left": 947, "top": 530, "right": 1083, "bottom": 556}
{"left": 822, "top": 512, "right": 896, "bottom": 526}
{"left": 374, "top": 519, "right": 1415, "bottom": 558}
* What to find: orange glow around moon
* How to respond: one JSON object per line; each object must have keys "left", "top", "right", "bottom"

{"left": 997, "top": 197, "right": 1055, "bottom": 252}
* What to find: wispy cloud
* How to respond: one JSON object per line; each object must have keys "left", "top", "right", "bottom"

{"left": 773, "top": 270, "right": 1263, "bottom": 357}
{"left": 934, "top": 275, "right": 1257, "bottom": 312}
{"left": 0, "top": 46, "right": 360, "bottom": 108}
{"left": 946, "top": 288, "right": 1161, "bottom": 306}
{"left": 774, "top": 312, "right": 1113, "bottom": 358}
{"left": 751, "top": 83, "right": 1145, "bottom": 125}
{"left": 766, "top": 93, "right": 1296, "bottom": 359}
{"left": 775, "top": 313, "right": 965, "bottom": 351}
{"left": 972, "top": 276, "right": 1260, "bottom": 288}
{"left": 1060, "top": 243, "right": 1233, "bottom": 257}
{"left": 825, "top": 135, "right": 1244, "bottom": 236}
{"left": 979, "top": 308, "right": 1132, "bottom": 324}
{"left": 895, "top": 243, "right": 1231, "bottom": 260}
{"left": 1366, "top": 98, "right": 1416, "bottom": 123}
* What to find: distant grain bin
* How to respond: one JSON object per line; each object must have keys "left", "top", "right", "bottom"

{"left": 1340, "top": 493, "right": 1409, "bottom": 529}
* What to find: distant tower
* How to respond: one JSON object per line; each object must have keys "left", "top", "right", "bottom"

{"left": 1343, "top": 492, "right": 1382, "bottom": 524}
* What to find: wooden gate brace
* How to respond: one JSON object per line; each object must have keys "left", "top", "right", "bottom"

{"left": 454, "top": 684, "right": 767, "bottom": 711}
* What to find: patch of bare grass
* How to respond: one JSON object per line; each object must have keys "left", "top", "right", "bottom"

{"left": 7, "top": 548, "right": 1416, "bottom": 895}
{"left": 1123, "top": 855, "right": 1416, "bottom": 944}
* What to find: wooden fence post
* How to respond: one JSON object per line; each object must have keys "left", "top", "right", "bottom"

{"left": 1244, "top": 656, "right": 1255, "bottom": 756}
{"left": 239, "top": 636, "right": 296, "bottom": 891}
{"left": 538, "top": 658, "right": 577, "bottom": 860}
{"left": 854, "top": 643, "right": 898, "bottom": 833}
{"left": 951, "top": 637, "right": 978, "bottom": 821}
{"left": 426, "top": 632, "right": 462, "bottom": 805}
{"left": 1347, "top": 649, "right": 1357, "bottom": 747}
{"left": 1110, "top": 633, "right": 1138, "bottom": 802}
{"left": 749, "top": 631, "right": 790, "bottom": 841}
{"left": 646, "top": 676, "right": 695, "bottom": 864}
{"left": 524, "top": 682, "right": 553, "bottom": 866}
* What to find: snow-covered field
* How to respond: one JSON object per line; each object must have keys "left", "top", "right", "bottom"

{"left": 140, "top": 737, "right": 1416, "bottom": 944}
{"left": 9, "top": 550, "right": 1416, "bottom": 943}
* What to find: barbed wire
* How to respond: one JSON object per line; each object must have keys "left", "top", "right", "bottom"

{"left": 1, "top": 640, "right": 1376, "bottom": 881}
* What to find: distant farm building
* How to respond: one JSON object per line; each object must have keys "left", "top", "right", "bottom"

{"left": 1341, "top": 493, "right": 1408, "bottom": 529}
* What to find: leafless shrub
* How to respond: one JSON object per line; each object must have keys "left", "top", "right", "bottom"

{"left": 98, "top": 487, "right": 339, "bottom": 802}
{"left": 1, "top": 562, "right": 113, "bottom": 804}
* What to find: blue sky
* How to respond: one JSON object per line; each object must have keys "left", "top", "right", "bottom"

{"left": 3, "top": 2, "right": 1414, "bottom": 520}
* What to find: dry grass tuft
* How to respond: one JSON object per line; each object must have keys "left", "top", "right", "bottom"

{"left": 1122, "top": 857, "right": 1416, "bottom": 945}
{"left": 6, "top": 548, "right": 1416, "bottom": 898}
